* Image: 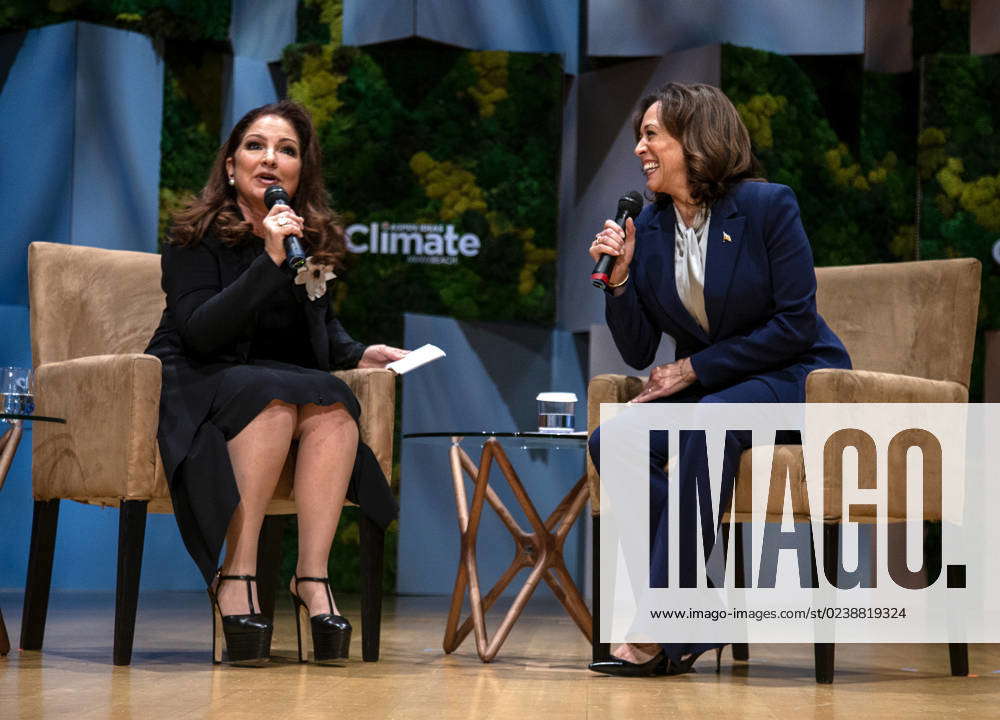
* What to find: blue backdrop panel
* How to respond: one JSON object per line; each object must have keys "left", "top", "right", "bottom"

{"left": 344, "top": 0, "right": 580, "bottom": 73}
{"left": 398, "top": 313, "right": 588, "bottom": 596}
{"left": 222, "top": 55, "right": 279, "bottom": 139}
{"left": 343, "top": 0, "right": 414, "bottom": 46}
{"left": 71, "top": 22, "right": 163, "bottom": 253}
{"left": 222, "top": 0, "right": 296, "bottom": 137}
{"left": 588, "top": 0, "right": 864, "bottom": 57}
{"left": 0, "top": 23, "right": 76, "bottom": 308}
{"left": 230, "top": 0, "right": 297, "bottom": 61}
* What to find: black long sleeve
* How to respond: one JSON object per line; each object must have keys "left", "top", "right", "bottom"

{"left": 161, "top": 240, "right": 290, "bottom": 360}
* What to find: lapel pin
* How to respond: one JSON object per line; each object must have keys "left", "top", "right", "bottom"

{"left": 722, "top": 232, "right": 732, "bottom": 243}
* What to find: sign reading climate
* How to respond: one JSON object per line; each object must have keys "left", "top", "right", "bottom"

{"left": 345, "top": 222, "right": 481, "bottom": 265}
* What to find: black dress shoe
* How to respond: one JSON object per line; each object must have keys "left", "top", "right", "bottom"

{"left": 588, "top": 652, "right": 667, "bottom": 677}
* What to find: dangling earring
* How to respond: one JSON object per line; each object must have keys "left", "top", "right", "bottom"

{"left": 228, "top": 176, "right": 235, "bottom": 186}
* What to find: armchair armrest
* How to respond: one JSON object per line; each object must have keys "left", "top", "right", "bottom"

{"left": 32, "top": 354, "right": 162, "bottom": 501}
{"left": 333, "top": 368, "right": 396, "bottom": 483}
{"left": 587, "top": 374, "right": 646, "bottom": 434}
{"left": 587, "top": 373, "right": 646, "bottom": 516}
{"left": 805, "top": 368, "right": 967, "bottom": 403}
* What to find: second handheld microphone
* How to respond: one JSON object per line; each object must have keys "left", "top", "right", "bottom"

{"left": 591, "top": 191, "right": 644, "bottom": 290}
{"left": 263, "top": 185, "right": 307, "bottom": 270}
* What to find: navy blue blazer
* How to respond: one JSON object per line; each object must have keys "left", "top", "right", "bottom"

{"left": 605, "top": 181, "right": 851, "bottom": 402}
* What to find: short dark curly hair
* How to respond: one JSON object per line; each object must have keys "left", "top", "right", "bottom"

{"left": 632, "top": 82, "right": 761, "bottom": 207}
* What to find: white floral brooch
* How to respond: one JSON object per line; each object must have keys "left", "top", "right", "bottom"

{"left": 294, "top": 257, "right": 336, "bottom": 301}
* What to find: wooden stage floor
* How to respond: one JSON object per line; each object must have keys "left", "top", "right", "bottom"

{"left": 2, "top": 590, "right": 999, "bottom": 719}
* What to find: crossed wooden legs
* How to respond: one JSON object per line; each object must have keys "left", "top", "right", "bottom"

{"left": 443, "top": 438, "right": 591, "bottom": 662}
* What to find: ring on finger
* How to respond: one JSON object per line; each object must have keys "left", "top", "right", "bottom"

{"left": 278, "top": 217, "right": 288, "bottom": 226}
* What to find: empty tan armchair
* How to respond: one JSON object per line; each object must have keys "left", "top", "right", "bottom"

{"left": 20, "top": 241, "right": 395, "bottom": 665}
{"left": 587, "top": 257, "right": 981, "bottom": 682}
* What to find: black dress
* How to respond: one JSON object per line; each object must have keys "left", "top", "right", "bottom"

{"left": 145, "top": 232, "right": 397, "bottom": 585}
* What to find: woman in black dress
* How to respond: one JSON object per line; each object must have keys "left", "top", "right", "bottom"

{"left": 146, "top": 100, "right": 405, "bottom": 665}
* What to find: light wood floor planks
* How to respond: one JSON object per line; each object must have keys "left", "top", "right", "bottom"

{"left": 1, "top": 591, "right": 999, "bottom": 719}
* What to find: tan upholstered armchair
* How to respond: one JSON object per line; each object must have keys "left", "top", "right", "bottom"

{"left": 587, "top": 257, "right": 981, "bottom": 682}
{"left": 20, "top": 241, "right": 395, "bottom": 665}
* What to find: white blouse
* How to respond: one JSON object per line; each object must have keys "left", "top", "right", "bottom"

{"left": 674, "top": 205, "right": 711, "bottom": 333}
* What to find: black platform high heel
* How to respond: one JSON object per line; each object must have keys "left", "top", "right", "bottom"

{"left": 588, "top": 652, "right": 668, "bottom": 677}
{"left": 663, "top": 647, "right": 724, "bottom": 675}
{"left": 588, "top": 646, "right": 724, "bottom": 677}
{"left": 207, "top": 572, "right": 272, "bottom": 666}
{"left": 291, "top": 576, "right": 352, "bottom": 664}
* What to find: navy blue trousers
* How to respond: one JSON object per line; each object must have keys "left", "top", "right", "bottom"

{"left": 589, "top": 376, "right": 791, "bottom": 663}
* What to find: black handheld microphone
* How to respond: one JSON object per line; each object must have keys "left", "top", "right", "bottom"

{"left": 591, "top": 191, "right": 644, "bottom": 290}
{"left": 263, "top": 185, "right": 307, "bottom": 270}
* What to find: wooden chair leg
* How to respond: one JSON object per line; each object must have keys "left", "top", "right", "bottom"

{"left": 359, "top": 513, "right": 384, "bottom": 662}
{"left": 813, "top": 523, "right": 839, "bottom": 683}
{"left": 256, "top": 515, "right": 287, "bottom": 621}
{"left": 0, "top": 604, "right": 10, "bottom": 656}
{"left": 732, "top": 521, "right": 749, "bottom": 661}
{"left": 815, "top": 643, "right": 835, "bottom": 683}
{"left": 913, "top": 522, "right": 967, "bottom": 677}
{"left": 592, "top": 515, "right": 611, "bottom": 662}
{"left": 113, "top": 500, "right": 148, "bottom": 666}
{"left": 20, "top": 499, "right": 60, "bottom": 651}
{"left": 949, "top": 643, "right": 969, "bottom": 676}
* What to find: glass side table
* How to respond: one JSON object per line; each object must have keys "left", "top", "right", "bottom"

{"left": 403, "top": 431, "right": 591, "bottom": 662}
{"left": 0, "top": 413, "right": 65, "bottom": 657}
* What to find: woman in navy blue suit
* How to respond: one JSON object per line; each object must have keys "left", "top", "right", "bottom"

{"left": 586, "top": 83, "right": 851, "bottom": 676}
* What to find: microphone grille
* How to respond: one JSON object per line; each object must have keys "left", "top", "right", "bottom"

{"left": 263, "top": 185, "right": 290, "bottom": 209}
{"left": 618, "top": 190, "right": 643, "bottom": 218}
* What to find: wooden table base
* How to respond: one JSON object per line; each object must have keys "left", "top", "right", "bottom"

{"left": 442, "top": 438, "right": 592, "bottom": 662}
{"left": 0, "top": 420, "right": 24, "bottom": 656}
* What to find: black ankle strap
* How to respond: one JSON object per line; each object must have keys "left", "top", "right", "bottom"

{"left": 295, "top": 576, "right": 334, "bottom": 614}
{"left": 217, "top": 574, "right": 258, "bottom": 614}
{"left": 295, "top": 576, "right": 330, "bottom": 584}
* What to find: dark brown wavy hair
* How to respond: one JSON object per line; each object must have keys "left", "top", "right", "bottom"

{"left": 632, "top": 82, "right": 761, "bottom": 208}
{"left": 168, "top": 100, "right": 345, "bottom": 267}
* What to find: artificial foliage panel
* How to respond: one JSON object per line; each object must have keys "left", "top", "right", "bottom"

{"left": 0, "top": 0, "right": 230, "bottom": 42}
{"left": 282, "top": 37, "right": 564, "bottom": 346}
{"left": 157, "top": 40, "right": 225, "bottom": 242}
{"left": 918, "top": 53, "right": 1000, "bottom": 398}
{"left": 722, "top": 45, "right": 918, "bottom": 269}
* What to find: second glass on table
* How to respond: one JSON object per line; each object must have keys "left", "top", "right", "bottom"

{"left": 2, "top": 366, "right": 35, "bottom": 415}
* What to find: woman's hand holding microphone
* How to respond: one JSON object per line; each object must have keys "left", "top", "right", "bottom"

{"left": 589, "top": 217, "right": 636, "bottom": 295}
{"left": 262, "top": 203, "right": 305, "bottom": 267}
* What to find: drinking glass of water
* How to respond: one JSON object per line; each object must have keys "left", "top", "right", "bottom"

{"left": 2, "top": 366, "right": 35, "bottom": 415}
{"left": 536, "top": 392, "right": 577, "bottom": 434}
